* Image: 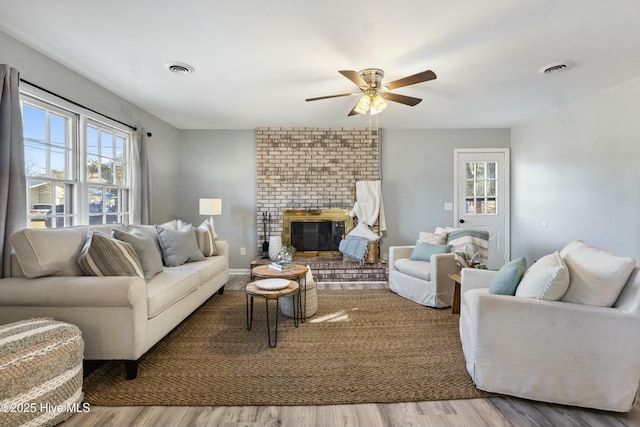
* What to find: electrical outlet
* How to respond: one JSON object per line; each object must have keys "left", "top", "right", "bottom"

{"left": 240, "top": 247, "right": 246, "bottom": 255}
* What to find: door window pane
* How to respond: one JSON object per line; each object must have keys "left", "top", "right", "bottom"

{"left": 465, "top": 161, "right": 498, "bottom": 216}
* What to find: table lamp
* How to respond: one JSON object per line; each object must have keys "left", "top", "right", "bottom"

{"left": 199, "top": 198, "right": 222, "bottom": 239}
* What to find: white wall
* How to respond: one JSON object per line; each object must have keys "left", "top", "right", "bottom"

{"left": 511, "top": 77, "right": 640, "bottom": 264}
{"left": 380, "top": 129, "right": 510, "bottom": 258}
{"left": 0, "top": 29, "right": 181, "bottom": 224}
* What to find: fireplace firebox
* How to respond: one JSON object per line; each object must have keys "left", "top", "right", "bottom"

{"left": 282, "top": 209, "right": 354, "bottom": 257}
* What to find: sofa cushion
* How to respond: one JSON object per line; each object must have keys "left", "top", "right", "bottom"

{"left": 410, "top": 242, "right": 452, "bottom": 262}
{"left": 174, "top": 256, "right": 227, "bottom": 283}
{"left": 112, "top": 228, "right": 163, "bottom": 281}
{"left": 515, "top": 252, "right": 569, "bottom": 300}
{"left": 9, "top": 224, "right": 126, "bottom": 278}
{"left": 146, "top": 269, "right": 201, "bottom": 318}
{"left": 394, "top": 258, "right": 431, "bottom": 281}
{"left": 156, "top": 225, "right": 205, "bottom": 267}
{"left": 489, "top": 257, "right": 527, "bottom": 295}
{"left": 77, "top": 229, "right": 144, "bottom": 278}
{"left": 418, "top": 231, "right": 447, "bottom": 244}
{"left": 560, "top": 240, "right": 636, "bottom": 307}
{"left": 195, "top": 220, "right": 218, "bottom": 256}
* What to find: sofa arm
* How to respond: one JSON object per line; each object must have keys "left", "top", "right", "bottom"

{"left": 215, "top": 240, "right": 229, "bottom": 267}
{"left": 0, "top": 276, "right": 147, "bottom": 309}
{"left": 432, "top": 253, "right": 461, "bottom": 284}
{"left": 388, "top": 246, "right": 414, "bottom": 272}
{"left": 461, "top": 268, "right": 497, "bottom": 294}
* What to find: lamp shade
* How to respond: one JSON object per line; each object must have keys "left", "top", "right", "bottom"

{"left": 199, "top": 198, "right": 222, "bottom": 216}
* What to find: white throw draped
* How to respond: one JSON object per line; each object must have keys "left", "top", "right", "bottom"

{"left": 349, "top": 180, "right": 386, "bottom": 231}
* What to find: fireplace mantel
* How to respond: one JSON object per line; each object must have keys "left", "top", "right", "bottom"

{"left": 282, "top": 209, "right": 354, "bottom": 257}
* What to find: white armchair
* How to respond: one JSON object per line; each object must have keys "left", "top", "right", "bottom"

{"left": 388, "top": 246, "right": 461, "bottom": 308}
{"left": 459, "top": 266, "right": 640, "bottom": 412}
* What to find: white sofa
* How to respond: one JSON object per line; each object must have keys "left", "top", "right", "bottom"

{"left": 459, "top": 242, "right": 640, "bottom": 412}
{"left": 0, "top": 224, "right": 229, "bottom": 379}
{"left": 388, "top": 246, "right": 460, "bottom": 308}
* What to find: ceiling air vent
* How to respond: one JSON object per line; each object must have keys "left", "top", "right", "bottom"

{"left": 539, "top": 62, "right": 571, "bottom": 74}
{"left": 166, "top": 62, "right": 195, "bottom": 75}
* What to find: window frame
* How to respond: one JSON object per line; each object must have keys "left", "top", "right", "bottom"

{"left": 20, "top": 83, "right": 134, "bottom": 228}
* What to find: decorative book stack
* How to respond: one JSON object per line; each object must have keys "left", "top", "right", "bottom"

{"left": 269, "top": 261, "right": 296, "bottom": 272}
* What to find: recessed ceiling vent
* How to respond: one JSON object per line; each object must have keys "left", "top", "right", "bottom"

{"left": 166, "top": 62, "right": 195, "bottom": 75}
{"left": 539, "top": 62, "right": 571, "bottom": 74}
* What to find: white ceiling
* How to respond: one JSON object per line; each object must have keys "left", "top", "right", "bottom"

{"left": 2, "top": 0, "right": 640, "bottom": 130}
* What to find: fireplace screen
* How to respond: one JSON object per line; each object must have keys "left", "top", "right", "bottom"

{"left": 283, "top": 209, "right": 354, "bottom": 257}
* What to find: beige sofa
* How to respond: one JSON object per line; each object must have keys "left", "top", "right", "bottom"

{"left": 0, "top": 224, "right": 229, "bottom": 379}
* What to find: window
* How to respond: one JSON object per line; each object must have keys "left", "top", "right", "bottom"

{"left": 464, "top": 161, "right": 497, "bottom": 215}
{"left": 21, "top": 86, "right": 133, "bottom": 228}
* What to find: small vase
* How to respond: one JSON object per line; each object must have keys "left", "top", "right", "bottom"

{"left": 269, "top": 236, "right": 282, "bottom": 261}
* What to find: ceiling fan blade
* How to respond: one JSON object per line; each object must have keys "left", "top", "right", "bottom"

{"left": 347, "top": 101, "right": 361, "bottom": 116}
{"left": 305, "top": 93, "right": 355, "bottom": 102}
{"left": 339, "top": 70, "right": 369, "bottom": 89}
{"left": 383, "top": 70, "right": 436, "bottom": 90}
{"left": 384, "top": 92, "right": 423, "bottom": 106}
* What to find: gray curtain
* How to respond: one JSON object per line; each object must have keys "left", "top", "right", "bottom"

{"left": 131, "top": 128, "right": 152, "bottom": 225}
{"left": 0, "top": 65, "right": 26, "bottom": 278}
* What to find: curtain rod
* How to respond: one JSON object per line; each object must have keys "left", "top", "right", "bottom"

{"left": 20, "top": 78, "right": 143, "bottom": 133}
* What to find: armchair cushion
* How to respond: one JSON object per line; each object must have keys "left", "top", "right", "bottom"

{"left": 560, "top": 240, "right": 636, "bottom": 307}
{"left": 489, "top": 257, "right": 526, "bottom": 295}
{"left": 515, "top": 252, "right": 569, "bottom": 300}
{"left": 418, "top": 231, "right": 447, "bottom": 244}
{"left": 394, "top": 258, "right": 431, "bottom": 281}
{"left": 410, "top": 242, "right": 451, "bottom": 262}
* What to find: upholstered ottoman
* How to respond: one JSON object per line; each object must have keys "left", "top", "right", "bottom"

{"left": 0, "top": 318, "right": 84, "bottom": 427}
{"left": 281, "top": 277, "right": 318, "bottom": 319}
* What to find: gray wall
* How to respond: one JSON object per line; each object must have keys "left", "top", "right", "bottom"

{"left": 511, "top": 77, "right": 640, "bottom": 264}
{"left": 174, "top": 130, "right": 256, "bottom": 270}
{"left": 0, "top": 29, "right": 181, "bottom": 224}
{"left": 380, "top": 129, "right": 510, "bottom": 258}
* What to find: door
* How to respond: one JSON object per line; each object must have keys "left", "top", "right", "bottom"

{"left": 454, "top": 149, "right": 510, "bottom": 269}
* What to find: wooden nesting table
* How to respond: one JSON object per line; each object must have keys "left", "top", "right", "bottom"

{"left": 252, "top": 264, "right": 309, "bottom": 320}
{"left": 245, "top": 279, "right": 300, "bottom": 348}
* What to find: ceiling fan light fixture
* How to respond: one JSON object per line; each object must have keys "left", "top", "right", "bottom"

{"left": 371, "top": 93, "right": 388, "bottom": 114}
{"left": 354, "top": 94, "right": 371, "bottom": 114}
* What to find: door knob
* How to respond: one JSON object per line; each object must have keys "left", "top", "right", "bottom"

{"left": 459, "top": 219, "right": 465, "bottom": 224}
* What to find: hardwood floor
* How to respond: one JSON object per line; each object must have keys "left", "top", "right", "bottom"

{"left": 59, "top": 275, "right": 640, "bottom": 427}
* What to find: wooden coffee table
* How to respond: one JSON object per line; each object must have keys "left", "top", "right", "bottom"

{"left": 245, "top": 279, "right": 300, "bottom": 348}
{"left": 252, "top": 264, "right": 309, "bottom": 320}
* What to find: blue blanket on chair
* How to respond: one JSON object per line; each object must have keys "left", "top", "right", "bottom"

{"left": 339, "top": 235, "right": 369, "bottom": 266}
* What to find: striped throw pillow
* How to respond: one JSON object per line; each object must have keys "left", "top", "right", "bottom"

{"left": 77, "top": 229, "right": 144, "bottom": 278}
{"left": 195, "top": 220, "right": 218, "bottom": 257}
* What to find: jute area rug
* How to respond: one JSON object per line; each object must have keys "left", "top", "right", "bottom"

{"left": 83, "top": 289, "right": 490, "bottom": 406}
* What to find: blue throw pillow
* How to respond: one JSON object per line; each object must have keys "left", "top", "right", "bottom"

{"left": 409, "top": 242, "right": 452, "bottom": 262}
{"left": 489, "top": 257, "right": 527, "bottom": 295}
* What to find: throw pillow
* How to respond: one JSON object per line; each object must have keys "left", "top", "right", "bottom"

{"left": 560, "top": 240, "right": 636, "bottom": 307}
{"left": 347, "top": 222, "right": 380, "bottom": 242}
{"left": 195, "top": 220, "right": 219, "bottom": 257}
{"left": 489, "top": 257, "right": 527, "bottom": 295}
{"left": 112, "top": 228, "right": 164, "bottom": 281}
{"left": 417, "top": 231, "right": 447, "bottom": 245}
{"left": 409, "top": 242, "right": 452, "bottom": 262}
{"left": 156, "top": 225, "right": 205, "bottom": 267}
{"left": 77, "top": 229, "right": 144, "bottom": 278}
{"left": 515, "top": 252, "right": 569, "bottom": 300}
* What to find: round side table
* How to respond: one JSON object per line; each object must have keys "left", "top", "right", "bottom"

{"left": 252, "top": 264, "right": 310, "bottom": 320}
{"left": 245, "top": 279, "right": 300, "bottom": 348}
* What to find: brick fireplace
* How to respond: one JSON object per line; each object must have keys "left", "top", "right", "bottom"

{"left": 255, "top": 127, "right": 385, "bottom": 281}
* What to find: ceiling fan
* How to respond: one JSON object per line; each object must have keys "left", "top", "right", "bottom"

{"left": 305, "top": 68, "right": 437, "bottom": 116}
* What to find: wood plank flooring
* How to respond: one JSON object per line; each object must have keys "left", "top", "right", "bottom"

{"left": 59, "top": 275, "right": 640, "bottom": 427}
